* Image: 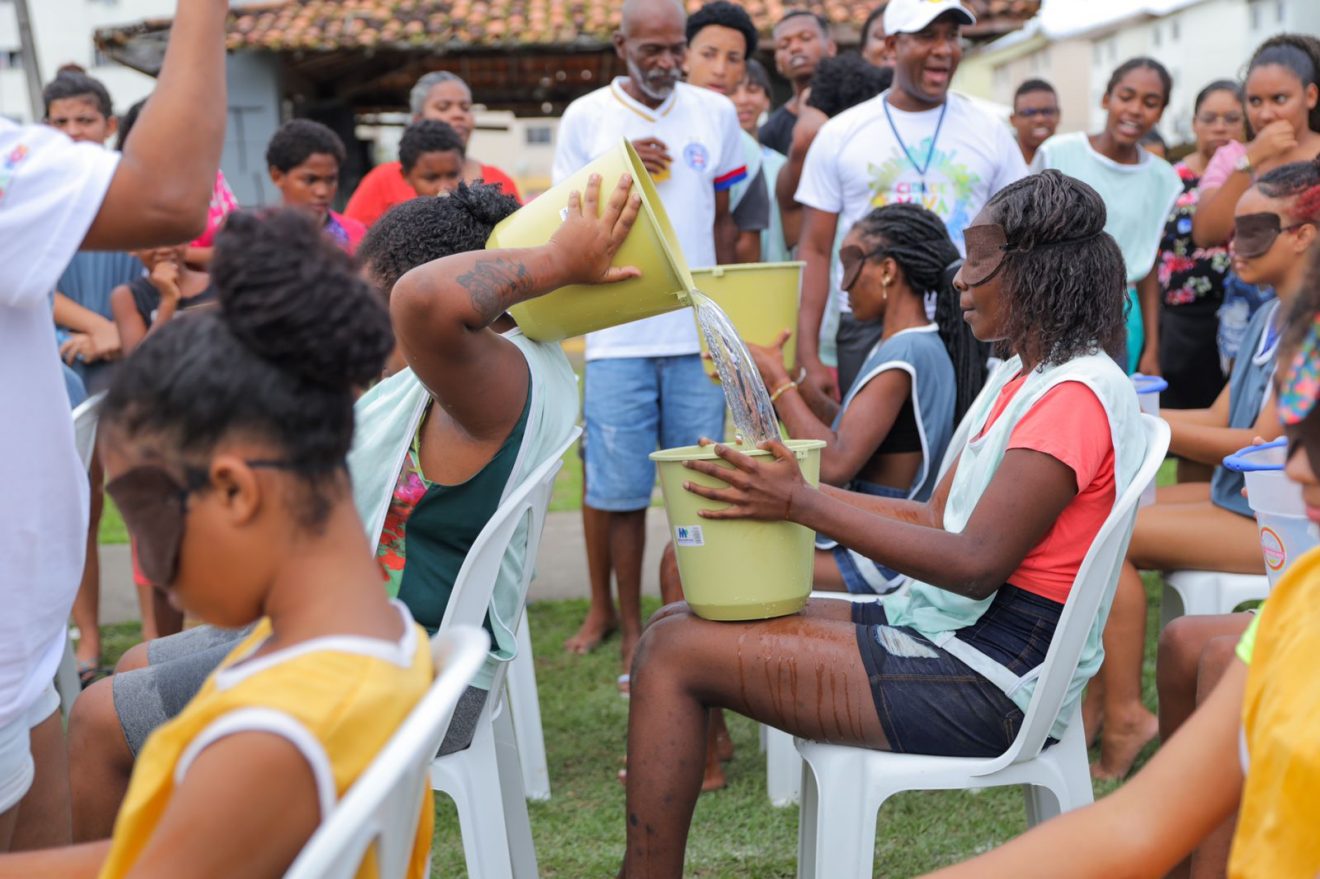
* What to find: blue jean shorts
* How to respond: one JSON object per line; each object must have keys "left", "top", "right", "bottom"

{"left": 818, "top": 481, "right": 907, "bottom": 595}
{"left": 853, "top": 585, "right": 1062, "bottom": 757}
{"left": 583, "top": 355, "right": 726, "bottom": 511}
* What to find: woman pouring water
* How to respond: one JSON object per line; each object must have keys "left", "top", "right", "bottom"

{"left": 619, "top": 172, "right": 1149, "bottom": 879}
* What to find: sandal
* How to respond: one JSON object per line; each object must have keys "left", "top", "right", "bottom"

{"left": 617, "top": 673, "right": 631, "bottom": 698}
{"left": 77, "top": 661, "right": 111, "bottom": 689}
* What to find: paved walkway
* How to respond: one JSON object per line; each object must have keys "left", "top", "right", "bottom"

{"left": 96, "top": 508, "right": 670, "bottom": 625}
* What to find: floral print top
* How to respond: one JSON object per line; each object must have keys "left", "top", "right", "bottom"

{"left": 375, "top": 446, "right": 429, "bottom": 597}
{"left": 1158, "top": 161, "right": 1234, "bottom": 307}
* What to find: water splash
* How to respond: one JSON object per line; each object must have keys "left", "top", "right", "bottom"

{"left": 691, "top": 290, "right": 779, "bottom": 446}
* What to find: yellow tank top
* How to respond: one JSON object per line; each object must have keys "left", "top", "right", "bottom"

{"left": 1230, "top": 545, "right": 1320, "bottom": 878}
{"left": 99, "top": 602, "right": 435, "bottom": 879}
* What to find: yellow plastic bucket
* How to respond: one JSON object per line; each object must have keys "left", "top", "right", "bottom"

{"left": 492, "top": 139, "right": 694, "bottom": 341}
{"left": 691, "top": 262, "right": 804, "bottom": 379}
{"left": 650, "top": 439, "right": 825, "bottom": 621}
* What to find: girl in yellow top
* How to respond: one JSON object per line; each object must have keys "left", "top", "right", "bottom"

{"left": 0, "top": 210, "right": 432, "bottom": 878}
{"left": 921, "top": 241, "right": 1320, "bottom": 879}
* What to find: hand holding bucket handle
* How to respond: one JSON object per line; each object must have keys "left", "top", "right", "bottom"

{"left": 549, "top": 173, "right": 644, "bottom": 286}
{"left": 682, "top": 438, "right": 810, "bottom": 522}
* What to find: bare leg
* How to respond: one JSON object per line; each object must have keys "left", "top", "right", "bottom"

{"left": 811, "top": 549, "right": 848, "bottom": 592}
{"left": 566, "top": 498, "right": 619, "bottom": 654}
{"left": 613, "top": 508, "right": 647, "bottom": 689}
{"left": 1093, "top": 488, "right": 1262, "bottom": 780}
{"left": 0, "top": 804, "right": 14, "bottom": 852}
{"left": 135, "top": 581, "right": 158, "bottom": 642}
{"left": 1156, "top": 614, "right": 1251, "bottom": 743}
{"left": 1176, "top": 459, "right": 1214, "bottom": 484}
{"left": 1187, "top": 636, "right": 1244, "bottom": 879}
{"left": 658, "top": 541, "right": 683, "bottom": 606}
{"left": 622, "top": 600, "right": 885, "bottom": 878}
{"left": 72, "top": 457, "right": 104, "bottom": 668}
{"left": 150, "top": 589, "right": 183, "bottom": 640}
{"left": 10, "top": 710, "right": 71, "bottom": 850}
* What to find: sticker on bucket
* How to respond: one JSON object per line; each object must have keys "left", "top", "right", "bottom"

{"left": 675, "top": 525, "right": 705, "bottom": 547}
{"left": 1260, "top": 526, "right": 1287, "bottom": 571}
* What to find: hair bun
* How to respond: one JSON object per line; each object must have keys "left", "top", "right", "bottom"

{"left": 211, "top": 210, "right": 394, "bottom": 392}
{"left": 450, "top": 181, "right": 521, "bottom": 228}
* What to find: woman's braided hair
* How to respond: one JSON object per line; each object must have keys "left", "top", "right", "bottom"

{"left": 853, "top": 203, "right": 988, "bottom": 422}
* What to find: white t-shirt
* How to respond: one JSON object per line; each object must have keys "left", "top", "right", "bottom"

{"left": 0, "top": 119, "right": 118, "bottom": 726}
{"left": 553, "top": 79, "right": 747, "bottom": 360}
{"left": 796, "top": 91, "right": 1027, "bottom": 315}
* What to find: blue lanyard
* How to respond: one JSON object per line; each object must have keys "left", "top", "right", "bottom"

{"left": 882, "top": 97, "right": 949, "bottom": 184}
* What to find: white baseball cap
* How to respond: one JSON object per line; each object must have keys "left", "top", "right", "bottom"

{"left": 882, "top": 0, "right": 976, "bottom": 36}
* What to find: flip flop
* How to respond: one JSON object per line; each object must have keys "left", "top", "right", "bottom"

{"left": 77, "top": 661, "right": 111, "bottom": 689}
{"left": 617, "top": 673, "right": 631, "bottom": 698}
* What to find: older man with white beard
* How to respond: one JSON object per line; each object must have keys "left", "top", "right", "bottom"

{"left": 552, "top": 0, "right": 744, "bottom": 689}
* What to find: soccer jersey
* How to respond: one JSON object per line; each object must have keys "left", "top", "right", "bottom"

{"left": 553, "top": 79, "right": 747, "bottom": 360}
{"left": 796, "top": 90, "right": 1026, "bottom": 316}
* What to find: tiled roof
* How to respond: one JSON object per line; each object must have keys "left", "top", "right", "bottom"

{"left": 97, "top": 0, "right": 1039, "bottom": 55}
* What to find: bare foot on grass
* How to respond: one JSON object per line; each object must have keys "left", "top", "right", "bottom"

{"left": 564, "top": 606, "right": 618, "bottom": 655}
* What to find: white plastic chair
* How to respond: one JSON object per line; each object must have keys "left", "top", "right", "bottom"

{"left": 1160, "top": 570, "right": 1269, "bottom": 628}
{"left": 507, "top": 614, "right": 551, "bottom": 800}
{"left": 284, "top": 626, "right": 489, "bottom": 879}
{"left": 429, "top": 427, "right": 579, "bottom": 879}
{"left": 793, "top": 415, "right": 1170, "bottom": 879}
{"left": 56, "top": 393, "right": 108, "bottom": 717}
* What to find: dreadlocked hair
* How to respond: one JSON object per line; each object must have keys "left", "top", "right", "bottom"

{"left": 1255, "top": 157, "right": 1320, "bottom": 224}
{"left": 853, "top": 203, "right": 987, "bottom": 422}
{"left": 1247, "top": 34, "right": 1320, "bottom": 133}
{"left": 983, "top": 170, "right": 1127, "bottom": 367}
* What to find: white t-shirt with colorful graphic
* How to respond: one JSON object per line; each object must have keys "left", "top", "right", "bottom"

{"left": 553, "top": 79, "right": 747, "bottom": 359}
{"left": 0, "top": 119, "right": 119, "bottom": 726}
{"left": 796, "top": 90, "right": 1027, "bottom": 315}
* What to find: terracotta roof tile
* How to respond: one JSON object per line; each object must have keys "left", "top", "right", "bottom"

{"left": 98, "top": 0, "right": 1037, "bottom": 54}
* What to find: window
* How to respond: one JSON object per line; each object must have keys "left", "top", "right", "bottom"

{"left": 1276, "top": 0, "right": 1285, "bottom": 22}
{"left": 1248, "top": 0, "right": 1264, "bottom": 29}
{"left": 1152, "top": 24, "right": 1162, "bottom": 47}
{"left": 1171, "top": 18, "right": 1180, "bottom": 41}
{"left": 525, "top": 125, "right": 552, "bottom": 146}
{"left": 0, "top": 50, "right": 21, "bottom": 71}
{"left": 1107, "top": 37, "right": 1118, "bottom": 62}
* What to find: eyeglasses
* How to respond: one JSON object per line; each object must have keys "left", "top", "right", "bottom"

{"left": 1196, "top": 111, "right": 1244, "bottom": 126}
{"left": 1014, "top": 107, "right": 1059, "bottom": 119}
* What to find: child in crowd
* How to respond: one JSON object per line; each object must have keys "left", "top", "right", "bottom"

{"left": 345, "top": 72, "right": 521, "bottom": 227}
{"left": 0, "top": 209, "right": 435, "bottom": 878}
{"left": 731, "top": 60, "right": 792, "bottom": 263}
{"left": 266, "top": 119, "right": 366, "bottom": 253}
{"left": 116, "top": 98, "right": 238, "bottom": 269}
{"left": 1085, "top": 159, "right": 1319, "bottom": 781}
{"left": 398, "top": 119, "right": 466, "bottom": 198}
{"left": 1157, "top": 81, "right": 1247, "bottom": 417}
{"left": 1032, "top": 57, "right": 1183, "bottom": 376}
{"left": 110, "top": 245, "right": 214, "bottom": 355}
{"left": 620, "top": 172, "right": 1146, "bottom": 878}
{"left": 67, "top": 177, "right": 635, "bottom": 841}
{"left": 923, "top": 249, "right": 1320, "bottom": 879}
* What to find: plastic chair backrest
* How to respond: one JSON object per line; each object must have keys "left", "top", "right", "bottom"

{"left": 283, "top": 625, "right": 489, "bottom": 879}
{"left": 72, "top": 391, "right": 105, "bottom": 470}
{"left": 989, "top": 414, "right": 1170, "bottom": 770}
{"left": 435, "top": 427, "right": 580, "bottom": 695}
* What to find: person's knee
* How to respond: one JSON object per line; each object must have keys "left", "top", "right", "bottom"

{"left": 114, "top": 641, "right": 150, "bottom": 675}
{"left": 1156, "top": 616, "right": 1204, "bottom": 695}
{"left": 1196, "top": 636, "right": 1241, "bottom": 700}
{"left": 67, "top": 679, "right": 128, "bottom": 769}
{"left": 632, "top": 610, "right": 699, "bottom": 680}
{"left": 647, "top": 598, "right": 691, "bottom": 628}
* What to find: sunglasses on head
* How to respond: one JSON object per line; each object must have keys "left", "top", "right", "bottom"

{"left": 106, "top": 459, "right": 299, "bottom": 588}
{"left": 1231, "top": 212, "right": 1314, "bottom": 260}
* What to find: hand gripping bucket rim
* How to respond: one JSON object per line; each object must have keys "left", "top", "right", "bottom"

{"left": 650, "top": 439, "right": 826, "bottom": 621}
{"left": 1223, "top": 439, "right": 1318, "bottom": 583}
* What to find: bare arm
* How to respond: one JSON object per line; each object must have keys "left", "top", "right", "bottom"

{"left": 776, "top": 109, "right": 824, "bottom": 250}
{"left": 53, "top": 292, "right": 120, "bottom": 362}
{"left": 82, "top": 0, "right": 228, "bottom": 250}
{"left": 1192, "top": 123, "right": 1298, "bottom": 248}
{"left": 1137, "top": 266, "right": 1162, "bottom": 376}
{"left": 687, "top": 443, "right": 1077, "bottom": 600}
{"left": 109, "top": 285, "right": 149, "bottom": 355}
{"left": 734, "top": 230, "right": 762, "bottom": 264}
{"left": 1169, "top": 394, "right": 1281, "bottom": 466}
{"left": 391, "top": 174, "right": 641, "bottom": 443}
{"left": 776, "top": 371, "right": 912, "bottom": 487}
{"left": 923, "top": 661, "right": 1246, "bottom": 879}
{"left": 796, "top": 207, "right": 841, "bottom": 402}
{"left": 0, "top": 841, "right": 110, "bottom": 878}
{"left": 714, "top": 190, "right": 738, "bottom": 265}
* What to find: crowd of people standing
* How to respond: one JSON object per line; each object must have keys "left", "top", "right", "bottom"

{"left": 2, "top": 0, "right": 1320, "bottom": 876}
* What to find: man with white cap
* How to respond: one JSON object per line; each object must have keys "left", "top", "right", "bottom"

{"left": 794, "top": 0, "right": 1026, "bottom": 401}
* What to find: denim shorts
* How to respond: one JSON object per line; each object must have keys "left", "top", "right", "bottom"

{"left": 820, "top": 481, "right": 907, "bottom": 595}
{"left": 583, "top": 355, "right": 726, "bottom": 511}
{"left": 853, "top": 585, "right": 1063, "bottom": 757}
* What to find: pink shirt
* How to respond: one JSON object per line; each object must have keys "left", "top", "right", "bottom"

{"left": 977, "top": 377, "right": 1116, "bottom": 604}
{"left": 190, "top": 170, "right": 239, "bottom": 248}
{"left": 1198, "top": 140, "right": 1248, "bottom": 192}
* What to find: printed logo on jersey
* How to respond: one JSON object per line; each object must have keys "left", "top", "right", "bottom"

{"left": 684, "top": 142, "right": 710, "bottom": 172}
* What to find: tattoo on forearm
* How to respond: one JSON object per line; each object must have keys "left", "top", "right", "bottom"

{"left": 457, "top": 257, "right": 534, "bottom": 322}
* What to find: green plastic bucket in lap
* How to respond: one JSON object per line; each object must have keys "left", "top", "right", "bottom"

{"left": 493, "top": 139, "right": 694, "bottom": 341}
{"left": 650, "top": 439, "right": 826, "bottom": 621}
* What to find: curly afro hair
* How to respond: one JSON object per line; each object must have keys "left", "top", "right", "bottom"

{"left": 265, "top": 119, "right": 347, "bottom": 173}
{"left": 101, "top": 209, "right": 393, "bottom": 528}
{"left": 399, "top": 119, "right": 466, "bottom": 173}
{"left": 687, "top": 1, "right": 757, "bottom": 56}
{"left": 806, "top": 54, "right": 892, "bottom": 118}
{"left": 983, "top": 170, "right": 1127, "bottom": 367}
{"left": 357, "top": 182, "right": 520, "bottom": 296}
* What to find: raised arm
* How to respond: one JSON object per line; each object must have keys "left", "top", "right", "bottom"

{"left": 1192, "top": 124, "right": 1297, "bottom": 248}
{"left": 922, "top": 661, "right": 1246, "bottom": 879}
{"left": 390, "top": 174, "right": 642, "bottom": 442}
{"left": 82, "top": 0, "right": 228, "bottom": 250}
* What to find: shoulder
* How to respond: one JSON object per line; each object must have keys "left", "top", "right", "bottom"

{"left": 1036, "top": 130, "right": 1084, "bottom": 157}
{"left": 358, "top": 162, "right": 401, "bottom": 188}
{"left": 561, "top": 87, "right": 612, "bottom": 120}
